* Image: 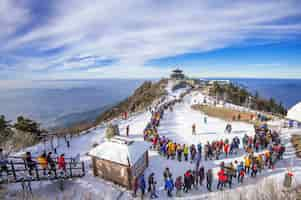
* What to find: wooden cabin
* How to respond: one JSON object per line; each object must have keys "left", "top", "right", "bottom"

{"left": 89, "top": 136, "right": 150, "bottom": 189}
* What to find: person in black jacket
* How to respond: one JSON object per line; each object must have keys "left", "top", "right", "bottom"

{"left": 25, "top": 152, "right": 36, "bottom": 176}
{"left": 47, "top": 152, "right": 56, "bottom": 175}
{"left": 198, "top": 166, "right": 205, "bottom": 186}
{"left": 206, "top": 169, "right": 213, "bottom": 192}
{"left": 148, "top": 173, "right": 155, "bottom": 192}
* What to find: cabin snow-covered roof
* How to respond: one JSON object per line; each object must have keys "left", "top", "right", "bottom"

{"left": 89, "top": 136, "right": 151, "bottom": 166}
{"left": 287, "top": 102, "right": 301, "bottom": 122}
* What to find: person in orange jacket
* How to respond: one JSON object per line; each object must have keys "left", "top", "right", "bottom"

{"left": 58, "top": 154, "right": 66, "bottom": 171}
{"left": 37, "top": 152, "right": 48, "bottom": 175}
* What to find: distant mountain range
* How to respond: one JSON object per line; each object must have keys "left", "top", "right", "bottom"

{"left": 49, "top": 104, "right": 114, "bottom": 129}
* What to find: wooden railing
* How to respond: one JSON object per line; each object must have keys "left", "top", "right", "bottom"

{"left": 0, "top": 158, "right": 85, "bottom": 184}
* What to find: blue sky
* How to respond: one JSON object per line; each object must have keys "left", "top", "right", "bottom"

{"left": 0, "top": 0, "right": 301, "bottom": 82}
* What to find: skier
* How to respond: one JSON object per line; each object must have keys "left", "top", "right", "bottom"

{"left": 206, "top": 169, "right": 213, "bottom": 192}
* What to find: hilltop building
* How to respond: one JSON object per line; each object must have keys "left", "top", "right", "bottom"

{"left": 208, "top": 80, "right": 230, "bottom": 86}
{"left": 170, "top": 69, "right": 185, "bottom": 80}
{"left": 169, "top": 68, "right": 203, "bottom": 89}
{"left": 89, "top": 136, "right": 150, "bottom": 189}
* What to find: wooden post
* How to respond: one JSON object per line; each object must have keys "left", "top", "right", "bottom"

{"left": 10, "top": 160, "right": 17, "bottom": 181}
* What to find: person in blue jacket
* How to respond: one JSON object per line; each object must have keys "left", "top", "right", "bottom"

{"left": 237, "top": 162, "right": 245, "bottom": 183}
{"left": 165, "top": 176, "right": 174, "bottom": 197}
{"left": 139, "top": 174, "right": 146, "bottom": 199}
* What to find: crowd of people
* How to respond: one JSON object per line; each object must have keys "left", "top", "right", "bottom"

{"left": 132, "top": 138, "right": 286, "bottom": 199}
{"left": 134, "top": 95, "right": 287, "bottom": 199}
{"left": 0, "top": 149, "right": 67, "bottom": 179}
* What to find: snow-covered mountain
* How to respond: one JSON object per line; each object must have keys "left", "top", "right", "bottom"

{"left": 3, "top": 80, "right": 301, "bottom": 200}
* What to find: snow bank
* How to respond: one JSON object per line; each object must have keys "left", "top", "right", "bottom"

{"left": 287, "top": 102, "right": 301, "bottom": 122}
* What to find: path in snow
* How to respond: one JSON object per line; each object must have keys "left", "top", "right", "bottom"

{"left": 158, "top": 92, "right": 255, "bottom": 145}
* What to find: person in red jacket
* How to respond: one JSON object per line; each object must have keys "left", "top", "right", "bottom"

{"left": 217, "top": 168, "right": 226, "bottom": 190}
{"left": 152, "top": 135, "right": 158, "bottom": 149}
{"left": 224, "top": 144, "right": 229, "bottom": 157}
{"left": 58, "top": 154, "right": 66, "bottom": 172}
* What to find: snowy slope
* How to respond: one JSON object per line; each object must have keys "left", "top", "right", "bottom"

{"left": 5, "top": 84, "right": 301, "bottom": 200}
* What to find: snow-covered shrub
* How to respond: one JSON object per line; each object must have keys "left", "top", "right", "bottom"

{"left": 105, "top": 124, "right": 120, "bottom": 139}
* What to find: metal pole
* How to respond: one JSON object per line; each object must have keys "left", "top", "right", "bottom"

{"left": 82, "top": 162, "right": 85, "bottom": 176}
{"left": 69, "top": 162, "right": 72, "bottom": 177}
{"left": 10, "top": 160, "right": 17, "bottom": 181}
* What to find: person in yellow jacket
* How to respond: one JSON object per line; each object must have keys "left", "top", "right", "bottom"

{"left": 183, "top": 145, "right": 189, "bottom": 161}
{"left": 257, "top": 154, "right": 264, "bottom": 173}
{"left": 244, "top": 156, "right": 251, "bottom": 175}
{"left": 167, "top": 142, "right": 173, "bottom": 159}
{"left": 37, "top": 152, "right": 48, "bottom": 175}
{"left": 264, "top": 151, "right": 270, "bottom": 166}
{"left": 169, "top": 143, "right": 175, "bottom": 160}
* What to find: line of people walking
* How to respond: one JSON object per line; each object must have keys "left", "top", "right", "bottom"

{"left": 133, "top": 144, "right": 285, "bottom": 199}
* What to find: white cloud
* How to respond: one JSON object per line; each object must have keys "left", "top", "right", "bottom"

{"left": 0, "top": 0, "right": 301, "bottom": 79}
{"left": 0, "top": 0, "right": 30, "bottom": 40}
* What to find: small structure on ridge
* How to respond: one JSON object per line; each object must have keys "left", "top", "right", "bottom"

{"left": 170, "top": 68, "right": 185, "bottom": 80}
{"left": 89, "top": 136, "right": 150, "bottom": 189}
